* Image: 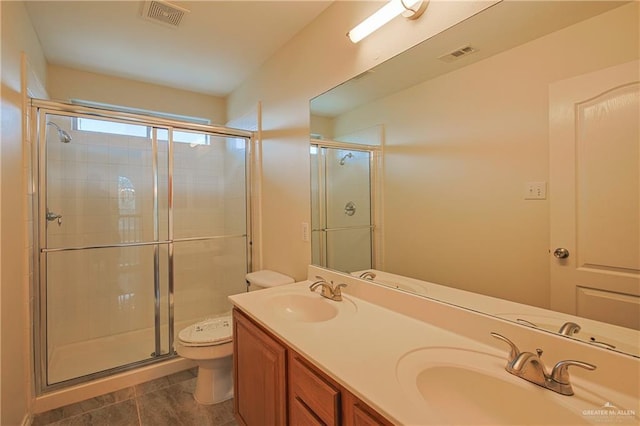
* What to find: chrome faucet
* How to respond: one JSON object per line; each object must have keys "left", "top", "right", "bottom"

{"left": 309, "top": 276, "right": 347, "bottom": 301}
{"left": 491, "top": 332, "right": 596, "bottom": 396}
{"left": 359, "top": 271, "right": 376, "bottom": 280}
{"left": 558, "top": 321, "right": 581, "bottom": 336}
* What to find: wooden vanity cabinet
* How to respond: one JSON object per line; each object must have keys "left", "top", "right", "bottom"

{"left": 233, "top": 308, "right": 287, "bottom": 426}
{"left": 233, "top": 308, "right": 392, "bottom": 426}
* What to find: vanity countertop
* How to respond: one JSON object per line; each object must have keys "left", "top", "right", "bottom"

{"left": 229, "top": 267, "right": 640, "bottom": 425}
{"left": 230, "top": 281, "right": 491, "bottom": 425}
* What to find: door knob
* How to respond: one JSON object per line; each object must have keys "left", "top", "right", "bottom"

{"left": 553, "top": 248, "right": 570, "bottom": 259}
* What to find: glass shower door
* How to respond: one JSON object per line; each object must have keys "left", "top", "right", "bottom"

{"left": 311, "top": 145, "right": 373, "bottom": 273}
{"left": 42, "top": 113, "right": 170, "bottom": 384}
{"left": 172, "top": 133, "right": 250, "bottom": 332}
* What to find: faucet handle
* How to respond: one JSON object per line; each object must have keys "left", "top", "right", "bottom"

{"left": 310, "top": 276, "right": 327, "bottom": 287}
{"left": 309, "top": 277, "right": 327, "bottom": 293}
{"left": 550, "top": 360, "right": 596, "bottom": 385}
{"left": 490, "top": 332, "right": 520, "bottom": 363}
{"left": 558, "top": 322, "right": 581, "bottom": 336}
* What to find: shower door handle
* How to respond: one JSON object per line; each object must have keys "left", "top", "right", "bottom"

{"left": 46, "top": 210, "right": 63, "bottom": 226}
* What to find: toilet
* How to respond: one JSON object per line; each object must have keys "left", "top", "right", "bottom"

{"left": 175, "top": 270, "right": 294, "bottom": 404}
{"left": 246, "top": 269, "right": 295, "bottom": 291}
{"left": 175, "top": 316, "right": 234, "bottom": 404}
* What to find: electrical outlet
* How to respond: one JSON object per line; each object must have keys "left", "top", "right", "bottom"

{"left": 302, "top": 222, "right": 309, "bottom": 242}
{"left": 525, "top": 182, "right": 547, "bottom": 200}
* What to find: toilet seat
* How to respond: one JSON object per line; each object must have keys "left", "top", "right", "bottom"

{"left": 178, "top": 316, "right": 232, "bottom": 347}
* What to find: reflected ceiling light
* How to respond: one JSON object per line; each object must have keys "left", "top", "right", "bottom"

{"left": 347, "top": 0, "right": 428, "bottom": 43}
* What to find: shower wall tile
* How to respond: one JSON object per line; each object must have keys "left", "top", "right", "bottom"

{"left": 65, "top": 143, "right": 88, "bottom": 163}
{"left": 86, "top": 144, "right": 109, "bottom": 163}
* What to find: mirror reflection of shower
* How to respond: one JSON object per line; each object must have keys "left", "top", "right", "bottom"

{"left": 311, "top": 143, "right": 376, "bottom": 273}
{"left": 339, "top": 152, "right": 353, "bottom": 165}
{"left": 47, "top": 121, "right": 72, "bottom": 143}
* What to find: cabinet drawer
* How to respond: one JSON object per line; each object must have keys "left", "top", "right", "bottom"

{"left": 290, "top": 396, "right": 325, "bottom": 426}
{"left": 289, "top": 352, "right": 340, "bottom": 425}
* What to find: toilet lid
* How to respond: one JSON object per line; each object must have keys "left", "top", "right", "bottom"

{"left": 178, "top": 316, "right": 232, "bottom": 346}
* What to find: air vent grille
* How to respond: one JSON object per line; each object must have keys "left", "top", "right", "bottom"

{"left": 438, "top": 45, "right": 477, "bottom": 62}
{"left": 141, "top": 0, "right": 189, "bottom": 28}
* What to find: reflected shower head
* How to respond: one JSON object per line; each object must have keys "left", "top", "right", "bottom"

{"left": 47, "top": 121, "right": 72, "bottom": 143}
{"left": 339, "top": 152, "right": 353, "bottom": 165}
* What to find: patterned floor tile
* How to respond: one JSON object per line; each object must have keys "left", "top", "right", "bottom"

{"left": 32, "top": 369, "right": 236, "bottom": 426}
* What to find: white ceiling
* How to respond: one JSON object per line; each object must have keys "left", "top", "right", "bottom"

{"left": 25, "top": 0, "right": 333, "bottom": 97}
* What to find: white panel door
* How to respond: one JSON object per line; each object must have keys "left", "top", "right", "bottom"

{"left": 549, "top": 60, "right": 640, "bottom": 330}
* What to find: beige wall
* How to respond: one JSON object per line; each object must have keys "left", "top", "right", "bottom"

{"left": 228, "top": 0, "right": 496, "bottom": 281}
{"left": 47, "top": 64, "right": 227, "bottom": 125}
{"left": 328, "top": 3, "right": 639, "bottom": 308}
{"left": 1, "top": 1, "right": 48, "bottom": 424}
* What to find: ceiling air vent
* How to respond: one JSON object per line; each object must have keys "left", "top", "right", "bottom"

{"left": 141, "top": 0, "right": 190, "bottom": 28}
{"left": 438, "top": 45, "right": 477, "bottom": 63}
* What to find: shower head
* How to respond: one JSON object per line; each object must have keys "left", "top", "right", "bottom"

{"left": 47, "top": 121, "right": 72, "bottom": 143}
{"left": 339, "top": 152, "right": 353, "bottom": 165}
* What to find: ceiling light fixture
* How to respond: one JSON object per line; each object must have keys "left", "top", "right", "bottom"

{"left": 347, "top": 0, "right": 428, "bottom": 43}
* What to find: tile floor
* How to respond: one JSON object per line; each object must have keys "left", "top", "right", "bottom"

{"left": 32, "top": 369, "right": 238, "bottom": 426}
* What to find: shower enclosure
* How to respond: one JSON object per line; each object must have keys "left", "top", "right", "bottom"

{"left": 310, "top": 141, "right": 378, "bottom": 273}
{"left": 31, "top": 99, "right": 252, "bottom": 393}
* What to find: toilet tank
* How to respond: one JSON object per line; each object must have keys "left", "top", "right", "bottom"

{"left": 245, "top": 270, "right": 294, "bottom": 291}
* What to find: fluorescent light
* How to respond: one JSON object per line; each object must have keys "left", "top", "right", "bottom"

{"left": 347, "top": 0, "right": 424, "bottom": 43}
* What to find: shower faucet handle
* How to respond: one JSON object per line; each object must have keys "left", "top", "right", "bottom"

{"left": 46, "top": 209, "right": 63, "bottom": 226}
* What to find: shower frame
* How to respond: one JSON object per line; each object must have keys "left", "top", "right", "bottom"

{"left": 310, "top": 138, "right": 382, "bottom": 270}
{"left": 30, "top": 98, "right": 254, "bottom": 394}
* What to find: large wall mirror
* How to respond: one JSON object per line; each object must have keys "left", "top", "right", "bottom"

{"left": 310, "top": 1, "right": 639, "bottom": 357}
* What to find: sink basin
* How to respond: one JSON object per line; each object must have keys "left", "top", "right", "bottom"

{"left": 396, "top": 347, "right": 637, "bottom": 425}
{"left": 268, "top": 293, "right": 344, "bottom": 322}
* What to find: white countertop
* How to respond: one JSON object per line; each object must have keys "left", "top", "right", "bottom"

{"left": 230, "top": 281, "right": 491, "bottom": 424}
{"left": 229, "top": 268, "right": 640, "bottom": 425}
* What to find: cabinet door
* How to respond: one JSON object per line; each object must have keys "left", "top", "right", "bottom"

{"left": 233, "top": 309, "right": 287, "bottom": 426}
{"left": 343, "top": 392, "right": 393, "bottom": 426}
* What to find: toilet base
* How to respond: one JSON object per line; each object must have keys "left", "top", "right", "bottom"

{"left": 192, "top": 355, "right": 234, "bottom": 405}
{"left": 175, "top": 339, "right": 234, "bottom": 405}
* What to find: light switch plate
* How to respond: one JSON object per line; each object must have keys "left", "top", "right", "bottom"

{"left": 525, "top": 182, "right": 547, "bottom": 200}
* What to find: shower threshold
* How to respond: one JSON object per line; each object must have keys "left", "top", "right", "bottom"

{"left": 47, "top": 319, "right": 193, "bottom": 385}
